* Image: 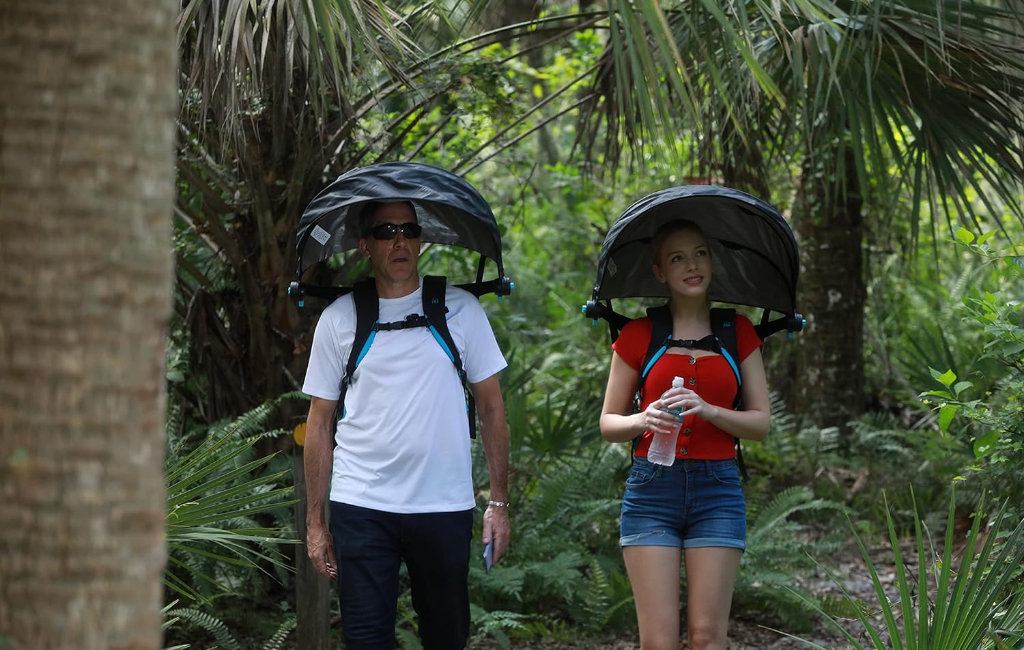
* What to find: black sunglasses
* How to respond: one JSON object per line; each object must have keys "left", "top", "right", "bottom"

{"left": 368, "top": 222, "right": 422, "bottom": 240}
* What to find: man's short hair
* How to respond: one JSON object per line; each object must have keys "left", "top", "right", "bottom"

{"left": 359, "top": 200, "right": 418, "bottom": 237}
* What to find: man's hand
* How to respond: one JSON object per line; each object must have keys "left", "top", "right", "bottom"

{"left": 307, "top": 523, "right": 337, "bottom": 580}
{"left": 304, "top": 397, "right": 338, "bottom": 581}
{"left": 482, "top": 505, "right": 511, "bottom": 565}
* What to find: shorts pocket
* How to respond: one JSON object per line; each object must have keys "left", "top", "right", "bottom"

{"left": 625, "top": 460, "right": 658, "bottom": 489}
{"left": 710, "top": 461, "right": 742, "bottom": 487}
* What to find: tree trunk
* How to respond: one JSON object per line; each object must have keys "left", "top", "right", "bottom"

{"left": 0, "top": 1, "right": 176, "bottom": 648}
{"left": 792, "top": 147, "right": 866, "bottom": 432}
{"left": 293, "top": 446, "right": 332, "bottom": 649}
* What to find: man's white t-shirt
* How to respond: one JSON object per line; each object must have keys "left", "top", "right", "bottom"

{"left": 302, "top": 279, "right": 507, "bottom": 514}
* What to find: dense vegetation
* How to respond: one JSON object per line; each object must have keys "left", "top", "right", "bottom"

{"left": 164, "top": 1, "right": 1024, "bottom": 648}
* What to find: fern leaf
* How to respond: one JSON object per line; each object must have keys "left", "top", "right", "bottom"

{"left": 166, "top": 608, "right": 240, "bottom": 650}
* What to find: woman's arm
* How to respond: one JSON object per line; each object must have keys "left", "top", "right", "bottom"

{"left": 599, "top": 351, "right": 682, "bottom": 443}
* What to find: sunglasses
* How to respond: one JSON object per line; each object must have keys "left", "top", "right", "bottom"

{"left": 368, "top": 222, "right": 422, "bottom": 240}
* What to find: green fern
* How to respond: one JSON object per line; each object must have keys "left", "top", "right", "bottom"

{"left": 260, "top": 615, "right": 296, "bottom": 650}
{"left": 818, "top": 593, "right": 871, "bottom": 620}
{"left": 470, "top": 604, "right": 530, "bottom": 649}
{"left": 396, "top": 589, "right": 421, "bottom": 650}
{"left": 210, "top": 391, "right": 307, "bottom": 440}
{"left": 166, "top": 608, "right": 240, "bottom": 650}
{"left": 469, "top": 445, "right": 628, "bottom": 642}
{"left": 580, "top": 558, "right": 634, "bottom": 632}
{"left": 734, "top": 486, "right": 844, "bottom": 631}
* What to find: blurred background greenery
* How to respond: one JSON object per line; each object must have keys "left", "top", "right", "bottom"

{"left": 164, "top": 0, "right": 1024, "bottom": 647}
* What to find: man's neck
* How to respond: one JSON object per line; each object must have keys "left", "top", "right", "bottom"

{"left": 375, "top": 274, "right": 420, "bottom": 299}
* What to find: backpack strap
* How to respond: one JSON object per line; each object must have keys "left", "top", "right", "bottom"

{"left": 422, "top": 275, "right": 476, "bottom": 439}
{"left": 635, "top": 304, "right": 674, "bottom": 412}
{"left": 710, "top": 308, "right": 741, "bottom": 409}
{"left": 336, "top": 278, "right": 379, "bottom": 421}
{"left": 334, "top": 276, "right": 476, "bottom": 439}
{"left": 628, "top": 305, "right": 673, "bottom": 458}
{"left": 710, "top": 307, "right": 750, "bottom": 481}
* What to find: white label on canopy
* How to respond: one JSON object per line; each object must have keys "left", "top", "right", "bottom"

{"left": 607, "top": 258, "right": 617, "bottom": 276}
{"left": 310, "top": 225, "right": 331, "bottom": 246}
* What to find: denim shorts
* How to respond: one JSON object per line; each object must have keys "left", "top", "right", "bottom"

{"left": 619, "top": 457, "right": 746, "bottom": 550}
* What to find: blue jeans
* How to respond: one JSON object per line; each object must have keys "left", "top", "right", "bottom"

{"left": 330, "top": 502, "right": 474, "bottom": 650}
{"left": 619, "top": 458, "right": 746, "bottom": 549}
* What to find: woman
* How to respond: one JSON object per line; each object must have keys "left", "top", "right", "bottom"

{"left": 599, "top": 219, "right": 770, "bottom": 650}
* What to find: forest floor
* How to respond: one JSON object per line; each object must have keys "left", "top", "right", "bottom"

{"left": 264, "top": 532, "right": 920, "bottom": 649}
{"left": 473, "top": 537, "right": 913, "bottom": 650}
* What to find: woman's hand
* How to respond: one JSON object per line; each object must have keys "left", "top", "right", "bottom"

{"left": 660, "top": 386, "right": 720, "bottom": 422}
{"left": 639, "top": 399, "right": 683, "bottom": 435}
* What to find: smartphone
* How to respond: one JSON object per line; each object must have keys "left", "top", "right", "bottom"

{"left": 483, "top": 540, "right": 494, "bottom": 574}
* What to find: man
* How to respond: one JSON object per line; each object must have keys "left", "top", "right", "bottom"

{"left": 302, "top": 200, "right": 511, "bottom": 650}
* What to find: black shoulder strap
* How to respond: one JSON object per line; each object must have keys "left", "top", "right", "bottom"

{"left": 635, "top": 304, "right": 673, "bottom": 410}
{"left": 422, "top": 275, "right": 476, "bottom": 439}
{"left": 422, "top": 276, "right": 463, "bottom": 377}
{"left": 627, "top": 304, "right": 673, "bottom": 459}
{"left": 710, "top": 307, "right": 750, "bottom": 481}
{"left": 710, "top": 308, "right": 741, "bottom": 409}
{"left": 335, "top": 278, "right": 380, "bottom": 422}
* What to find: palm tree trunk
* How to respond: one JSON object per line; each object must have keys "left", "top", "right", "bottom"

{"left": 0, "top": 1, "right": 176, "bottom": 648}
{"left": 793, "top": 147, "right": 866, "bottom": 433}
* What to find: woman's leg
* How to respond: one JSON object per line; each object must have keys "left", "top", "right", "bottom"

{"left": 683, "top": 547, "right": 742, "bottom": 650}
{"left": 623, "top": 545, "right": 682, "bottom": 650}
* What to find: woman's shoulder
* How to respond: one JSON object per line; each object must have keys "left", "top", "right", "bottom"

{"left": 731, "top": 312, "right": 758, "bottom": 335}
{"left": 731, "top": 312, "right": 763, "bottom": 358}
{"left": 612, "top": 316, "right": 653, "bottom": 369}
{"left": 619, "top": 315, "right": 653, "bottom": 341}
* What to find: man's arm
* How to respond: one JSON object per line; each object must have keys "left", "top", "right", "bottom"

{"left": 304, "top": 396, "right": 338, "bottom": 580}
{"left": 470, "top": 373, "right": 511, "bottom": 564}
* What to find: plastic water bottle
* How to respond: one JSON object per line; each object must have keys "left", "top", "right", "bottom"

{"left": 647, "top": 376, "right": 685, "bottom": 466}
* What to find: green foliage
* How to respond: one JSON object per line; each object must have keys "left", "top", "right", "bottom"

{"left": 162, "top": 600, "right": 191, "bottom": 650}
{"left": 164, "top": 606, "right": 296, "bottom": 650}
{"left": 919, "top": 237, "right": 1024, "bottom": 515}
{"left": 167, "top": 608, "right": 240, "bottom": 650}
{"left": 866, "top": 246, "right": 1005, "bottom": 409}
{"left": 733, "top": 486, "right": 844, "bottom": 631}
{"left": 748, "top": 390, "right": 968, "bottom": 535}
{"left": 790, "top": 489, "right": 1024, "bottom": 650}
{"left": 468, "top": 445, "right": 631, "bottom": 644}
{"left": 164, "top": 393, "right": 301, "bottom": 604}
{"left": 469, "top": 605, "right": 530, "bottom": 650}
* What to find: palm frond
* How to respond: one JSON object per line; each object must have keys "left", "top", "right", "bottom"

{"left": 164, "top": 394, "right": 298, "bottom": 603}
{"left": 789, "top": 488, "right": 1024, "bottom": 650}
{"left": 753, "top": 0, "right": 1024, "bottom": 232}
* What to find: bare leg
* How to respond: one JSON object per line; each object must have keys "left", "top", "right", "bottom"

{"left": 624, "top": 545, "right": 682, "bottom": 650}
{"left": 683, "top": 547, "right": 742, "bottom": 650}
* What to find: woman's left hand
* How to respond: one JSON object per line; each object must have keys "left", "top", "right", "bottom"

{"left": 661, "top": 387, "right": 720, "bottom": 422}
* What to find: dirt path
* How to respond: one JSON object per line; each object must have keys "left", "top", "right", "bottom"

{"left": 474, "top": 539, "right": 910, "bottom": 650}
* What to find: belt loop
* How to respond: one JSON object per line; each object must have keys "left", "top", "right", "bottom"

{"left": 704, "top": 460, "right": 713, "bottom": 476}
